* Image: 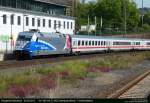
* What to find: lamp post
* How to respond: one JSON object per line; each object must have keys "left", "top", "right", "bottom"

{"left": 100, "top": 16, "right": 103, "bottom": 36}
{"left": 10, "top": 14, "right": 15, "bottom": 52}
{"left": 123, "top": 0, "right": 127, "bottom": 37}
{"left": 141, "top": 0, "right": 144, "bottom": 27}
{"left": 87, "top": 15, "right": 90, "bottom": 35}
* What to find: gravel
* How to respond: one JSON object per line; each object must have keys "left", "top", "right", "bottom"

{"left": 43, "top": 60, "right": 150, "bottom": 98}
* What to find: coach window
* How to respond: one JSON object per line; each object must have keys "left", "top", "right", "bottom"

{"left": 95, "top": 41, "right": 98, "bottom": 46}
{"left": 104, "top": 41, "right": 106, "bottom": 45}
{"left": 89, "top": 41, "right": 91, "bottom": 46}
{"left": 86, "top": 41, "right": 88, "bottom": 46}
{"left": 11, "top": 15, "right": 14, "bottom": 25}
{"left": 101, "top": 41, "right": 103, "bottom": 45}
{"left": 147, "top": 43, "right": 150, "bottom": 45}
{"left": 17, "top": 16, "right": 21, "bottom": 25}
{"left": 32, "top": 18, "right": 35, "bottom": 26}
{"left": 38, "top": 19, "right": 40, "bottom": 27}
{"left": 73, "top": 41, "right": 76, "bottom": 46}
{"left": 92, "top": 41, "right": 94, "bottom": 46}
{"left": 136, "top": 42, "right": 140, "bottom": 45}
{"left": 43, "top": 19, "right": 45, "bottom": 27}
{"left": 78, "top": 41, "right": 81, "bottom": 46}
{"left": 3, "top": 15, "right": 7, "bottom": 24}
{"left": 26, "top": 17, "right": 29, "bottom": 26}
{"left": 82, "top": 41, "right": 84, "bottom": 46}
{"left": 98, "top": 41, "right": 100, "bottom": 45}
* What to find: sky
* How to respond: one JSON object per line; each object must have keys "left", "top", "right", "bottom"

{"left": 85, "top": 0, "right": 150, "bottom": 8}
{"left": 134, "top": 0, "right": 150, "bottom": 8}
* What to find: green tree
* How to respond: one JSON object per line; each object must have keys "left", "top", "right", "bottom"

{"left": 143, "top": 11, "right": 150, "bottom": 25}
{"left": 94, "top": 0, "right": 139, "bottom": 32}
{"left": 75, "top": 0, "right": 139, "bottom": 34}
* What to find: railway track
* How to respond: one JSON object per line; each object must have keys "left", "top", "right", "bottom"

{"left": 107, "top": 70, "right": 150, "bottom": 98}
{"left": 0, "top": 51, "right": 140, "bottom": 70}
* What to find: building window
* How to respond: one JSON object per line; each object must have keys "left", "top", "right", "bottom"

{"left": 64, "top": 21, "right": 66, "bottom": 29}
{"left": 17, "top": 16, "right": 21, "bottom": 25}
{"left": 43, "top": 19, "right": 45, "bottom": 27}
{"left": 26, "top": 17, "right": 29, "bottom": 26}
{"left": 67, "top": 22, "right": 69, "bottom": 29}
{"left": 32, "top": 18, "right": 35, "bottom": 26}
{"left": 38, "top": 19, "right": 40, "bottom": 27}
{"left": 71, "top": 22, "right": 73, "bottom": 29}
{"left": 3, "top": 15, "right": 7, "bottom": 24}
{"left": 54, "top": 20, "right": 56, "bottom": 29}
{"left": 58, "top": 21, "right": 61, "bottom": 28}
{"left": 49, "top": 20, "right": 51, "bottom": 28}
{"left": 10, "top": 14, "right": 14, "bottom": 25}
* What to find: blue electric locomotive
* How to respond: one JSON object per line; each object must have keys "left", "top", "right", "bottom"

{"left": 14, "top": 30, "right": 72, "bottom": 59}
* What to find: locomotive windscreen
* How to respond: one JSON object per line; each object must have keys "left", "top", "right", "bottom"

{"left": 17, "top": 32, "right": 33, "bottom": 41}
{"left": 17, "top": 35, "right": 32, "bottom": 41}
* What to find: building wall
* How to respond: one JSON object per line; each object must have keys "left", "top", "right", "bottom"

{"left": 0, "top": 10, "right": 75, "bottom": 53}
{"left": 0, "top": 0, "right": 75, "bottom": 53}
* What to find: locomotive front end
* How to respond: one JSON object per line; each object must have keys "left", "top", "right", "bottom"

{"left": 13, "top": 32, "right": 33, "bottom": 59}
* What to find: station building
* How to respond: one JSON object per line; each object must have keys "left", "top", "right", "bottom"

{"left": 0, "top": 0, "right": 75, "bottom": 54}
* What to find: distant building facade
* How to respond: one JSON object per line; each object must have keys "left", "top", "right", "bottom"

{"left": 0, "top": 0, "right": 67, "bottom": 15}
{"left": 0, "top": 0, "right": 75, "bottom": 53}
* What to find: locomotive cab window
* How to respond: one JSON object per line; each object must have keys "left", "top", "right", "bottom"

{"left": 17, "top": 35, "right": 32, "bottom": 41}
{"left": 73, "top": 41, "right": 76, "bottom": 46}
{"left": 36, "top": 38, "right": 39, "bottom": 42}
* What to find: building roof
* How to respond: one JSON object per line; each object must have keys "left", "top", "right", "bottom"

{"left": 35, "top": 0, "right": 70, "bottom": 7}
{"left": 0, "top": 6, "right": 75, "bottom": 20}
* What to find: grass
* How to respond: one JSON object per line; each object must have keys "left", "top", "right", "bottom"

{"left": 0, "top": 51, "right": 150, "bottom": 97}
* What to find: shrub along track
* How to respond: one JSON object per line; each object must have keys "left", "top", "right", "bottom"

{"left": 0, "top": 51, "right": 142, "bottom": 70}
